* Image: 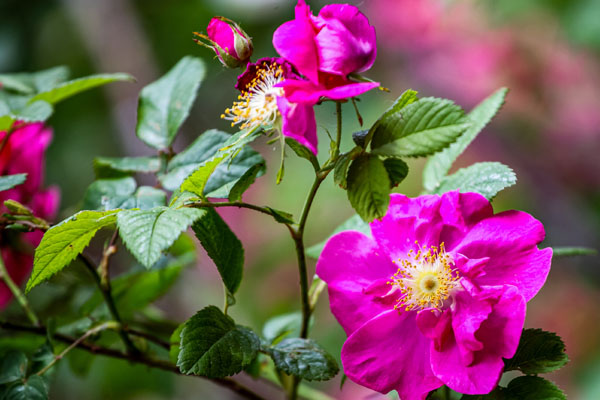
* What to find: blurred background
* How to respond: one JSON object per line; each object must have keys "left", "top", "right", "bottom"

{"left": 1, "top": 0, "right": 599, "bottom": 398}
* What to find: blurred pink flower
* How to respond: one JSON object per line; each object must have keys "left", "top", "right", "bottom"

{"left": 316, "top": 192, "right": 552, "bottom": 399}
{"left": 273, "top": 0, "right": 379, "bottom": 104}
{"left": 0, "top": 122, "right": 60, "bottom": 308}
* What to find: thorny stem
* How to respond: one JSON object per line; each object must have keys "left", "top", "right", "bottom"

{"left": 78, "top": 251, "right": 139, "bottom": 356}
{"left": 0, "top": 255, "right": 40, "bottom": 326}
{"left": 0, "top": 320, "right": 266, "bottom": 400}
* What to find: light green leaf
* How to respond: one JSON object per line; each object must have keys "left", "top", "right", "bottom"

{"left": 346, "top": 154, "right": 391, "bottom": 222}
{"left": 0, "top": 174, "right": 27, "bottom": 192}
{"left": 136, "top": 56, "right": 205, "bottom": 149}
{"left": 504, "top": 329, "right": 569, "bottom": 374}
{"left": 433, "top": 162, "right": 516, "bottom": 200}
{"left": 371, "top": 97, "right": 469, "bottom": 158}
{"left": 333, "top": 147, "right": 362, "bottom": 189}
{"left": 306, "top": 214, "right": 370, "bottom": 259}
{"left": 285, "top": 137, "right": 319, "bottom": 171}
{"left": 0, "top": 94, "right": 54, "bottom": 130}
{"left": 177, "top": 306, "right": 260, "bottom": 378}
{"left": 228, "top": 162, "right": 265, "bottom": 202}
{"left": 94, "top": 156, "right": 162, "bottom": 178}
{"left": 103, "top": 186, "right": 166, "bottom": 211}
{"left": 365, "top": 89, "right": 418, "bottom": 147}
{"left": 0, "top": 351, "right": 28, "bottom": 385}
{"left": 26, "top": 210, "right": 120, "bottom": 292}
{"left": 423, "top": 87, "right": 508, "bottom": 192}
{"left": 169, "top": 323, "right": 185, "bottom": 364}
{"left": 262, "top": 312, "right": 302, "bottom": 344}
{"left": 192, "top": 209, "right": 244, "bottom": 294}
{"left": 81, "top": 176, "right": 136, "bottom": 210}
{"left": 29, "top": 73, "right": 134, "bottom": 105}
{"left": 117, "top": 206, "right": 204, "bottom": 268}
{"left": 268, "top": 338, "right": 339, "bottom": 381}
{"left": 0, "top": 66, "right": 70, "bottom": 95}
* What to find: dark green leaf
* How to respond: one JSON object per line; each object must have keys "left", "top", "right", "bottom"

{"left": 0, "top": 174, "right": 27, "bottom": 192}
{"left": 306, "top": 214, "right": 370, "bottom": 259}
{"left": 285, "top": 137, "right": 319, "bottom": 171}
{"left": 81, "top": 176, "right": 136, "bottom": 211}
{"left": 30, "top": 343, "right": 54, "bottom": 375}
{"left": 94, "top": 156, "right": 162, "bottom": 178}
{"left": 117, "top": 206, "right": 205, "bottom": 268}
{"left": 433, "top": 162, "right": 516, "bottom": 200}
{"left": 136, "top": 56, "right": 205, "bottom": 149}
{"left": 0, "top": 375, "right": 48, "bottom": 400}
{"left": 268, "top": 338, "right": 339, "bottom": 381}
{"left": 423, "top": 88, "right": 508, "bottom": 192}
{"left": 26, "top": 210, "right": 120, "bottom": 292}
{"left": 228, "top": 162, "right": 266, "bottom": 202}
{"left": 262, "top": 312, "right": 302, "bottom": 344}
{"left": 365, "top": 89, "right": 418, "bottom": 147}
{"left": 266, "top": 208, "right": 295, "bottom": 224}
{"left": 461, "top": 388, "right": 506, "bottom": 400}
{"left": 177, "top": 306, "right": 260, "bottom": 378}
{"left": 504, "top": 329, "right": 568, "bottom": 374}
{"left": 371, "top": 97, "right": 469, "bottom": 157}
{"left": 29, "top": 73, "right": 134, "bottom": 105}
{"left": 352, "top": 130, "right": 369, "bottom": 148}
{"left": 505, "top": 376, "right": 565, "bottom": 400}
{"left": 552, "top": 247, "right": 598, "bottom": 257}
{"left": 103, "top": 186, "right": 166, "bottom": 211}
{"left": 0, "top": 351, "right": 28, "bottom": 385}
{"left": 192, "top": 209, "right": 244, "bottom": 294}
{"left": 383, "top": 158, "right": 409, "bottom": 188}
{"left": 346, "top": 154, "right": 391, "bottom": 222}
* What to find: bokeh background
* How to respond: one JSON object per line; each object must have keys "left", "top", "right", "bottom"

{"left": 1, "top": 0, "right": 600, "bottom": 398}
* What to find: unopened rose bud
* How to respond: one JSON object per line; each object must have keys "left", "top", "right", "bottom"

{"left": 193, "top": 17, "right": 253, "bottom": 69}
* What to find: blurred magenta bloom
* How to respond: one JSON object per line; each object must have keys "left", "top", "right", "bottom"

{"left": 273, "top": 0, "right": 379, "bottom": 104}
{"left": 0, "top": 122, "right": 60, "bottom": 308}
{"left": 223, "top": 57, "right": 317, "bottom": 154}
{"left": 194, "top": 17, "right": 253, "bottom": 69}
{"left": 316, "top": 192, "right": 552, "bottom": 399}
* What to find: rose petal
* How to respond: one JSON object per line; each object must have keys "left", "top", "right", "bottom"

{"left": 276, "top": 96, "right": 318, "bottom": 154}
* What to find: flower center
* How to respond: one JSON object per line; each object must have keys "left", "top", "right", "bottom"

{"left": 388, "top": 242, "right": 459, "bottom": 312}
{"left": 221, "top": 61, "right": 284, "bottom": 130}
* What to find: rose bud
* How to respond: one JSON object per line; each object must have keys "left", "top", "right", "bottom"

{"left": 193, "top": 17, "right": 253, "bottom": 68}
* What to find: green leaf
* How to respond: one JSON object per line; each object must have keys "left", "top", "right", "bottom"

{"left": 0, "top": 351, "right": 28, "bottom": 385}
{"left": 169, "top": 323, "right": 185, "bottom": 364}
{"left": 306, "top": 214, "right": 370, "bottom": 259}
{"left": 333, "top": 147, "right": 362, "bottom": 189}
{"left": 136, "top": 56, "right": 205, "bottom": 149}
{"left": 268, "top": 338, "right": 339, "bottom": 381}
{"left": 228, "top": 161, "right": 266, "bottom": 202}
{"left": 262, "top": 312, "right": 302, "bottom": 344}
{"left": 346, "top": 154, "right": 391, "bottom": 222}
{"left": 504, "top": 329, "right": 568, "bottom": 374}
{"left": 505, "top": 376, "right": 565, "bottom": 400}
{"left": 29, "top": 73, "right": 134, "bottom": 105}
{"left": 433, "top": 162, "right": 516, "bottom": 200}
{"left": 0, "top": 375, "right": 48, "bottom": 400}
{"left": 94, "top": 156, "right": 162, "bottom": 178}
{"left": 117, "top": 206, "right": 204, "bottom": 268}
{"left": 460, "top": 388, "right": 506, "bottom": 400}
{"left": 266, "top": 208, "right": 295, "bottom": 224}
{"left": 383, "top": 158, "right": 409, "bottom": 188}
{"left": 423, "top": 87, "right": 508, "bottom": 192}
{"left": 285, "top": 137, "right": 319, "bottom": 171}
{"left": 0, "top": 174, "right": 27, "bottom": 192}
{"left": 26, "top": 210, "right": 119, "bottom": 292}
{"left": 177, "top": 306, "right": 260, "bottom": 378}
{"left": 159, "top": 129, "right": 264, "bottom": 198}
{"left": 371, "top": 97, "right": 469, "bottom": 158}
{"left": 0, "top": 93, "right": 54, "bottom": 130}
{"left": 103, "top": 186, "right": 167, "bottom": 211}
{"left": 81, "top": 176, "right": 137, "bottom": 211}
{"left": 0, "top": 66, "right": 69, "bottom": 95}
{"left": 552, "top": 246, "right": 598, "bottom": 257}
{"left": 365, "top": 89, "right": 418, "bottom": 147}
{"left": 192, "top": 209, "right": 244, "bottom": 294}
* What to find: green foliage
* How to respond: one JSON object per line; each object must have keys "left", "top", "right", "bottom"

{"left": 94, "top": 156, "right": 162, "bottom": 178}
{"left": 82, "top": 176, "right": 137, "bottom": 210}
{"left": 26, "top": 210, "right": 120, "bottom": 292}
{"left": 423, "top": 88, "right": 508, "bottom": 192}
{"left": 267, "top": 338, "right": 339, "bottom": 381}
{"left": 306, "top": 214, "right": 370, "bottom": 259}
{"left": 262, "top": 312, "right": 303, "bottom": 344}
{"left": 0, "top": 351, "right": 28, "bottom": 385}
{"left": 505, "top": 376, "right": 565, "bottom": 400}
{"left": 383, "top": 158, "right": 409, "bottom": 188}
{"left": 371, "top": 97, "right": 469, "bottom": 158}
{"left": 346, "top": 154, "right": 391, "bottom": 222}
{"left": 29, "top": 73, "right": 134, "bottom": 105}
{"left": 0, "top": 93, "right": 53, "bottom": 131}
{"left": 433, "top": 162, "right": 516, "bottom": 199}
{"left": 117, "top": 206, "right": 205, "bottom": 269}
{"left": 136, "top": 56, "right": 205, "bottom": 149}
{"left": 0, "top": 375, "right": 48, "bottom": 400}
{"left": 169, "top": 324, "right": 185, "bottom": 364}
{"left": 333, "top": 147, "right": 361, "bottom": 189}
{"left": 192, "top": 209, "right": 244, "bottom": 294}
{"left": 0, "top": 66, "right": 69, "bottom": 95}
{"left": 552, "top": 246, "right": 598, "bottom": 257}
{"left": 504, "top": 329, "right": 569, "bottom": 374}
{"left": 228, "top": 161, "right": 266, "bottom": 202}
{"left": 0, "top": 174, "right": 27, "bottom": 192}
{"left": 103, "top": 186, "right": 167, "bottom": 211}
{"left": 285, "top": 137, "right": 320, "bottom": 171}
{"left": 177, "top": 306, "right": 260, "bottom": 378}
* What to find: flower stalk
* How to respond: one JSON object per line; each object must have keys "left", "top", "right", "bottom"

{"left": 0, "top": 255, "right": 40, "bottom": 326}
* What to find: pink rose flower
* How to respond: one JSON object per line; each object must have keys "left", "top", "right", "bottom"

{"left": 0, "top": 122, "right": 60, "bottom": 308}
{"left": 222, "top": 57, "right": 318, "bottom": 154}
{"left": 316, "top": 192, "right": 552, "bottom": 399}
{"left": 194, "top": 17, "right": 253, "bottom": 69}
{"left": 273, "top": 0, "right": 379, "bottom": 104}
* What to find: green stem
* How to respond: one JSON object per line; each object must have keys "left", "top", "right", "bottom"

{"left": 185, "top": 201, "right": 294, "bottom": 226}
{"left": 0, "top": 255, "right": 39, "bottom": 326}
{"left": 334, "top": 101, "right": 343, "bottom": 159}
{"left": 79, "top": 253, "right": 139, "bottom": 356}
